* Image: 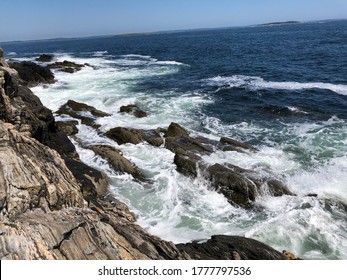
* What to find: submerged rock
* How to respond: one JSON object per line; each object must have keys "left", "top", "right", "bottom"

{"left": 120, "top": 104, "right": 148, "bottom": 118}
{"left": 9, "top": 61, "right": 55, "bottom": 87}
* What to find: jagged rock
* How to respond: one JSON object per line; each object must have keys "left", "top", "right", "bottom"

{"left": 35, "top": 54, "right": 54, "bottom": 62}
{"left": 0, "top": 67, "right": 108, "bottom": 203}
{"left": 56, "top": 120, "right": 79, "bottom": 136}
{"left": 9, "top": 61, "right": 55, "bottom": 87}
{"left": 90, "top": 145, "right": 145, "bottom": 180}
{"left": 0, "top": 122, "right": 85, "bottom": 217}
{"left": 0, "top": 67, "right": 56, "bottom": 143}
{"left": 58, "top": 100, "right": 110, "bottom": 117}
{"left": 0, "top": 49, "right": 9, "bottom": 67}
{"left": 177, "top": 235, "right": 287, "bottom": 260}
{"left": 56, "top": 100, "right": 110, "bottom": 127}
{"left": 120, "top": 104, "right": 148, "bottom": 118}
{"left": 48, "top": 60, "right": 85, "bottom": 73}
{"left": 165, "top": 122, "right": 189, "bottom": 138}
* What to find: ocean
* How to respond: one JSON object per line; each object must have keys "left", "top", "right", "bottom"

{"left": 2, "top": 19, "right": 347, "bottom": 260}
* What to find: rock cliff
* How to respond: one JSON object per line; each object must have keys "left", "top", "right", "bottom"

{"left": 0, "top": 49, "right": 291, "bottom": 260}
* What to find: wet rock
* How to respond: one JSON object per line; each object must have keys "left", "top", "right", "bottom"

{"left": 282, "top": 250, "right": 302, "bottom": 260}
{"left": 47, "top": 131, "right": 79, "bottom": 160}
{"left": 265, "top": 179, "right": 292, "bottom": 197}
{"left": 165, "top": 122, "right": 189, "bottom": 138}
{"left": 35, "top": 54, "right": 54, "bottom": 62}
{"left": 9, "top": 61, "right": 55, "bottom": 87}
{"left": 177, "top": 235, "right": 287, "bottom": 260}
{"left": 140, "top": 129, "right": 163, "bottom": 147}
{"left": 162, "top": 122, "right": 291, "bottom": 208}
{"left": 56, "top": 100, "right": 110, "bottom": 127}
{"left": 205, "top": 163, "right": 258, "bottom": 207}
{"left": 90, "top": 145, "right": 145, "bottom": 180}
{"left": 220, "top": 136, "right": 255, "bottom": 151}
{"left": 174, "top": 149, "right": 203, "bottom": 177}
{"left": 321, "top": 198, "right": 347, "bottom": 212}
{"left": 59, "top": 100, "right": 110, "bottom": 118}
{"left": 120, "top": 104, "right": 148, "bottom": 118}
{"left": 64, "top": 158, "right": 108, "bottom": 198}
{"left": 56, "top": 120, "right": 79, "bottom": 136}
{"left": 48, "top": 60, "right": 85, "bottom": 73}
{"left": 105, "top": 127, "right": 142, "bottom": 145}
{"left": 105, "top": 126, "right": 164, "bottom": 147}
{"left": 164, "top": 123, "right": 214, "bottom": 155}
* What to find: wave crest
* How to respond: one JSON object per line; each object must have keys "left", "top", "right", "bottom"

{"left": 206, "top": 75, "right": 347, "bottom": 95}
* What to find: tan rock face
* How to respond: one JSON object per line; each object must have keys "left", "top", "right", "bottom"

{"left": 0, "top": 121, "right": 85, "bottom": 217}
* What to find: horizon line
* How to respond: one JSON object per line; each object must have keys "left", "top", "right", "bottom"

{"left": 1, "top": 17, "right": 346, "bottom": 45}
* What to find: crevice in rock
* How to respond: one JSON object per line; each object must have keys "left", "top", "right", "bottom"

{"left": 53, "top": 222, "right": 86, "bottom": 250}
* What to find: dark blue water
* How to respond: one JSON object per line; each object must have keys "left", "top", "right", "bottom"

{"left": 2, "top": 19, "right": 347, "bottom": 259}
{"left": 3, "top": 20, "right": 347, "bottom": 126}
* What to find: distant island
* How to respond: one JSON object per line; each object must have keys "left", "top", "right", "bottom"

{"left": 113, "top": 33, "right": 149, "bottom": 37}
{"left": 257, "top": 21, "right": 303, "bottom": 27}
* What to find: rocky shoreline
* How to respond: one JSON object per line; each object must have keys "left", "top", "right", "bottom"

{"left": 0, "top": 49, "right": 297, "bottom": 260}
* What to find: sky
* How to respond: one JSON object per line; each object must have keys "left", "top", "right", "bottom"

{"left": 0, "top": 0, "right": 346, "bottom": 42}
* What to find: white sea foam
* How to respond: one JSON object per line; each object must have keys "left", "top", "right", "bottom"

{"left": 287, "top": 106, "right": 309, "bottom": 114}
{"left": 151, "top": 60, "right": 185, "bottom": 66}
{"left": 121, "top": 54, "right": 152, "bottom": 59}
{"left": 93, "top": 50, "right": 108, "bottom": 56}
{"left": 206, "top": 75, "right": 347, "bottom": 95}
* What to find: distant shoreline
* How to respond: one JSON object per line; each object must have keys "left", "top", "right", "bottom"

{"left": 257, "top": 21, "right": 303, "bottom": 27}
{"left": 2, "top": 18, "right": 346, "bottom": 44}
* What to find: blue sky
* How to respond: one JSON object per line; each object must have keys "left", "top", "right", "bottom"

{"left": 0, "top": 0, "right": 346, "bottom": 42}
